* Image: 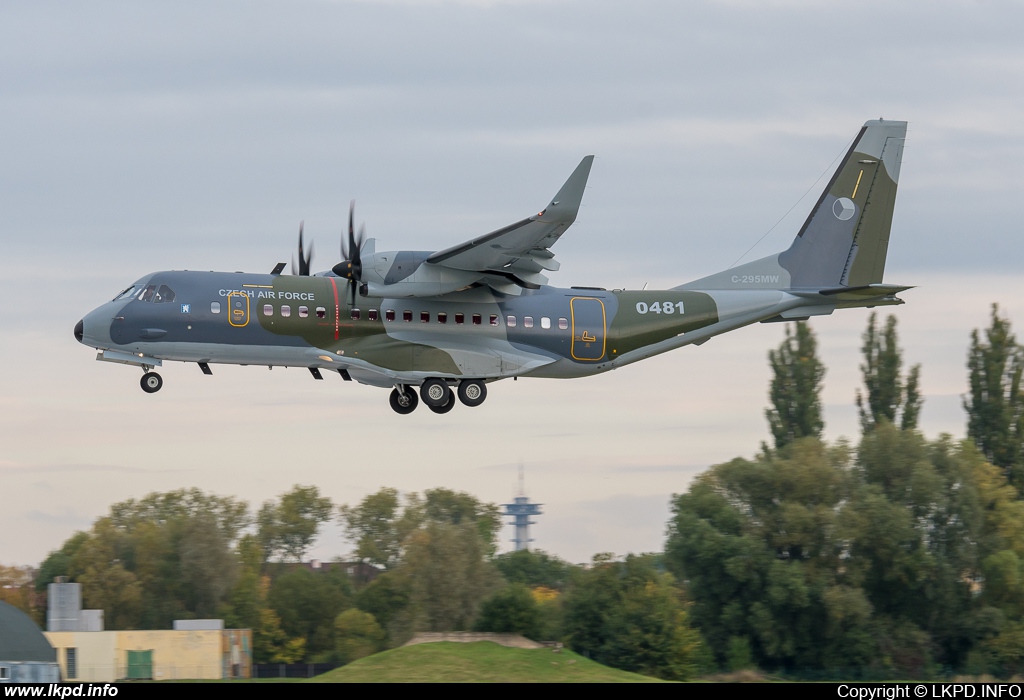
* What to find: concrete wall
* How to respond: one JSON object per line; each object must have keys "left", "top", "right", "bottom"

{"left": 44, "top": 631, "right": 117, "bottom": 682}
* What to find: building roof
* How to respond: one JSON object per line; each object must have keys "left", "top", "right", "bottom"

{"left": 0, "top": 601, "right": 57, "bottom": 662}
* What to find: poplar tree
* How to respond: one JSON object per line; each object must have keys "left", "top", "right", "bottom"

{"left": 766, "top": 321, "right": 825, "bottom": 449}
{"left": 856, "top": 313, "right": 922, "bottom": 432}
{"left": 964, "top": 304, "right": 1024, "bottom": 486}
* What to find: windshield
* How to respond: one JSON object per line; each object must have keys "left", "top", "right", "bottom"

{"left": 112, "top": 285, "right": 137, "bottom": 301}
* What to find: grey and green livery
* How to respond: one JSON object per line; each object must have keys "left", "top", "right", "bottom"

{"left": 76, "top": 119, "right": 910, "bottom": 415}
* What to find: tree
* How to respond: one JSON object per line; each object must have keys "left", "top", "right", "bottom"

{"left": 965, "top": 304, "right": 1024, "bottom": 486}
{"left": 856, "top": 313, "right": 922, "bottom": 432}
{"left": 36, "top": 531, "right": 89, "bottom": 591}
{"left": 68, "top": 518, "right": 144, "bottom": 630}
{"left": 253, "top": 608, "right": 305, "bottom": 664}
{"left": 398, "top": 521, "right": 501, "bottom": 633}
{"left": 266, "top": 567, "right": 351, "bottom": 659}
{"left": 766, "top": 321, "right": 826, "bottom": 449}
{"left": 0, "top": 566, "right": 37, "bottom": 620}
{"left": 178, "top": 513, "right": 238, "bottom": 618}
{"left": 561, "top": 554, "right": 702, "bottom": 681}
{"left": 109, "top": 488, "right": 250, "bottom": 544}
{"left": 493, "top": 549, "right": 576, "bottom": 590}
{"left": 354, "top": 572, "right": 410, "bottom": 643}
{"left": 339, "top": 487, "right": 502, "bottom": 567}
{"left": 334, "top": 609, "right": 385, "bottom": 665}
{"left": 422, "top": 488, "right": 502, "bottom": 558}
{"left": 665, "top": 427, "right": 1017, "bottom": 675}
{"left": 258, "top": 485, "right": 333, "bottom": 562}
{"left": 338, "top": 488, "right": 423, "bottom": 571}
{"left": 474, "top": 583, "right": 541, "bottom": 639}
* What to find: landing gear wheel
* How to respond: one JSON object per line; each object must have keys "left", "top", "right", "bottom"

{"left": 427, "top": 391, "right": 456, "bottom": 414}
{"left": 420, "top": 378, "right": 451, "bottom": 408}
{"left": 457, "top": 379, "right": 487, "bottom": 407}
{"left": 389, "top": 386, "right": 419, "bottom": 415}
{"left": 141, "top": 372, "right": 163, "bottom": 394}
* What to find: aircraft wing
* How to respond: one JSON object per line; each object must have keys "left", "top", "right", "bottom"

{"left": 426, "top": 156, "right": 594, "bottom": 290}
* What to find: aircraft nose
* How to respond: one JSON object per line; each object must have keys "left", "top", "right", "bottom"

{"left": 74, "top": 319, "right": 84, "bottom": 343}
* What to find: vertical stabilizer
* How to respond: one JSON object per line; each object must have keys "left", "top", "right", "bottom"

{"left": 677, "top": 119, "right": 907, "bottom": 291}
{"left": 780, "top": 119, "right": 906, "bottom": 288}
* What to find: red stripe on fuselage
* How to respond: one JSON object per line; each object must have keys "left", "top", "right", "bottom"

{"left": 329, "top": 278, "right": 340, "bottom": 340}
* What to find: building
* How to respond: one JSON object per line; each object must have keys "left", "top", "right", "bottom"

{"left": 44, "top": 628, "right": 252, "bottom": 682}
{"left": 0, "top": 601, "right": 61, "bottom": 683}
{"left": 41, "top": 578, "right": 251, "bottom": 681}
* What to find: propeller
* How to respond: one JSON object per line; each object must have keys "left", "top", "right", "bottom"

{"left": 332, "top": 201, "right": 366, "bottom": 305}
{"left": 291, "top": 221, "right": 314, "bottom": 276}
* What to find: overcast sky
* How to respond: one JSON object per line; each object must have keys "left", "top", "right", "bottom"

{"left": 2, "top": 0, "right": 1023, "bottom": 568}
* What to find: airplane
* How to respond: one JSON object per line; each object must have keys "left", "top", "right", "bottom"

{"left": 75, "top": 119, "right": 911, "bottom": 415}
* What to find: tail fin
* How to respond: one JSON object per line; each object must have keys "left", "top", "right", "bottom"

{"left": 678, "top": 119, "right": 907, "bottom": 291}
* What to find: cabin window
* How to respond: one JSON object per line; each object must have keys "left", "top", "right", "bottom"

{"left": 523, "top": 316, "right": 534, "bottom": 328}
{"left": 420, "top": 311, "right": 430, "bottom": 323}
{"left": 507, "top": 315, "right": 517, "bottom": 328}
{"left": 472, "top": 313, "right": 482, "bottom": 325}
{"left": 403, "top": 310, "right": 413, "bottom": 322}
{"left": 351, "top": 309, "right": 361, "bottom": 320}
{"left": 490, "top": 314, "right": 499, "bottom": 326}
{"left": 386, "top": 309, "right": 396, "bottom": 322}
{"left": 316, "top": 307, "right": 326, "bottom": 319}
{"left": 541, "top": 317, "right": 551, "bottom": 329}
{"left": 558, "top": 317, "right": 568, "bottom": 330}
{"left": 137, "top": 284, "right": 157, "bottom": 302}
{"left": 299, "top": 306, "right": 308, "bottom": 318}
{"left": 154, "top": 285, "right": 176, "bottom": 304}
{"left": 437, "top": 312, "right": 447, "bottom": 324}
{"left": 368, "top": 309, "right": 379, "bottom": 321}
{"left": 281, "top": 305, "right": 291, "bottom": 318}
{"left": 263, "top": 304, "right": 274, "bottom": 316}
{"left": 455, "top": 313, "right": 465, "bottom": 325}
{"left": 211, "top": 302, "right": 221, "bottom": 314}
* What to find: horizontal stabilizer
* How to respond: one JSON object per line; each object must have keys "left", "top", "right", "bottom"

{"left": 815, "top": 283, "right": 914, "bottom": 299}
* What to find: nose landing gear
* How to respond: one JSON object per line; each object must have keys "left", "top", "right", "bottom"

{"left": 140, "top": 372, "right": 163, "bottom": 393}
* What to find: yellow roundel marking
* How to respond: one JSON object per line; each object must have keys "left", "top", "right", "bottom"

{"left": 228, "top": 292, "right": 249, "bottom": 327}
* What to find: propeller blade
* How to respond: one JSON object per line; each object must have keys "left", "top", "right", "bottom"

{"left": 297, "top": 221, "right": 313, "bottom": 276}
{"left": 332, "top": 201, "right": 364, "bottom": 283}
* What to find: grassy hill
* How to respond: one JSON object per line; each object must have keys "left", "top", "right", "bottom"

{"left": 308, "top": 642, "right": 669, "bottom": 683}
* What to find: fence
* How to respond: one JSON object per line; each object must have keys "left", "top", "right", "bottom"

{"left": 252, "top": 663, "right": 338, "bottom": 679}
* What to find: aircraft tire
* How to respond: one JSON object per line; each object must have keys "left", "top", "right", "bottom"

{"left": 141, "top": 372, "right": 163, "bottom": 394}
{"left": 427, "top": 392, "right": 456, "bottom": 414}
{"left": 420, "top": 378, "right": 451, "bottom": 408}
{"left": 457, "top": 379, "right": 487, "bottom": 407}
{"left": 389, "top": 386, "right": 419, "bottom": 415}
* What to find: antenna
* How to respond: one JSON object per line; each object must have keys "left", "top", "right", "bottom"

{"left": 502, "top": 464, "right": 543, "bottom": 552}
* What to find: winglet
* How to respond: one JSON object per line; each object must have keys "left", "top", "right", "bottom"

{"left": 539, "top": 155, "right": 594, "bottom": 223}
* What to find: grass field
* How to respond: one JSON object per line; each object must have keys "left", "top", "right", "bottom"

{"left": 308, "top": 642, "right": 668, "bottom": 683}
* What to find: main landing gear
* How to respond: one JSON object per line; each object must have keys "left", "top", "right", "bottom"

{"left": 140, "top": 372, "right": 163, "bottom": 393}
{"left": 388, "top": 379, "right": 488, "bottom": 415}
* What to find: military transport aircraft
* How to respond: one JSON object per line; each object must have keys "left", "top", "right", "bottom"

{"left": 75, "top": 119, "right": 910, "bottom": 415}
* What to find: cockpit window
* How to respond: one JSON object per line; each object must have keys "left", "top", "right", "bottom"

{"left": 137, "top": 285, "right": 157, "bottom": 302}
{"left": 154, "top": 285, "right": 176, "bottom": 304}
{"left": 112, "top": 285, "right": 137, "bottom": 302}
